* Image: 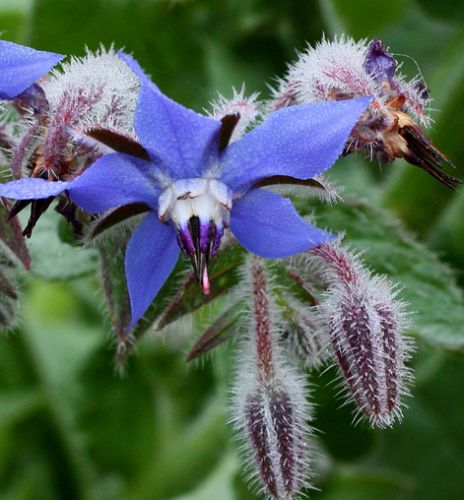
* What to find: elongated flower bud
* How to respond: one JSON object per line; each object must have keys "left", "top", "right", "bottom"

{"left": 311, "top": 243, "right": 413, "bottom": 427}
{"left": 232, "top": 257, "right": 313, "bottom": 499}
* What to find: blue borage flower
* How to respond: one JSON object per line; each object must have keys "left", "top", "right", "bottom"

{"left": 0, "top": 51, "right": 370, "bottom": 327}
{"left": 0, "top": 40, "right": 63, "bottom": 99}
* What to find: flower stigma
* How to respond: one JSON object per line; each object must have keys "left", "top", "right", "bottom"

{"left": 158, "top": 177, "right": 232, "bottom": 293}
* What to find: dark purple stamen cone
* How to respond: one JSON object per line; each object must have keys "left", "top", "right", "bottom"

{"left": 177, "top": 216, "right": 220, "bottom": 294}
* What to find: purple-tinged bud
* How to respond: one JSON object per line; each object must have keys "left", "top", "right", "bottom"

{"left": 209, "top": 86, "right": 260, "bottom": 141}
{"left": 310, "top": 243, "right": 413, "bottom": 427}
{"left": 363, "top": 38, "right": 397, "bottom": 85}
{"left": 232, "top": 257, "right": 313, "bottom": 498}
{"left": 243, "top": 385, "right": 310, "bottom": 499}
{"left": 14, "top": 83, "right": 50, "bottom": 115}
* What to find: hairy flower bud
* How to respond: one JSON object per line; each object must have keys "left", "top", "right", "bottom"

{"left": 209, "top": 86, "right": 260, "bottom": 141}
{"left": 5, "top": 47, "right": 141, "bottom": 236}
{"left": 232, "top": 257, "right": 313, "bottom": 498}
{"left": 278, "top": 295, "right": 330, "bottom": 370}
{"left": 311, "top": 243, "right": 413, "bottom": 427}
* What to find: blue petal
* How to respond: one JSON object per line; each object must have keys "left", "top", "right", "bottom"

{"left": 0, "top": 40, "right": 63, "bottom": 99}
{"left": 230, "top": 188, "right": 334, "bottom": 258}
{"left": 125, "top": 213, "right": 179, "bottom": 328}
{"left": 119, "top": 52, "right": 221, "bottom": 179}
{"left": 0, "top": 178, "right": 69, "bottom": 199}
{"left": 220, "top": 96, "right": 371, "bottom": 192}
{"left": 68, "top": 153, "right": 161, "bottom": 213}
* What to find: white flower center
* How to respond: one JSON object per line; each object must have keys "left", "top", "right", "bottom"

{"left": 158, "top": 178, "right": 232, "bottom": 227}
{"left": 157, "top": 178, "right": 233, "bottom": 294}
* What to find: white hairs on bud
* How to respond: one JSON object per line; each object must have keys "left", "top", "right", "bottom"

{"left": 43, "top": 46, "right": 140, "bottom": 133}
{"left": 208, "top": 85, "right": 261, "bottom": 141}
{"left": 270, "top": 35, "right": 431, "bottom": 127}
{"left": 283, "top": 35, "right": 376, "bottom": 104}
{"left": 231, "top": 256, "right": 314, "bottom": 498}
{"left": 306, "top": 242, "right": 414, "bottom": 428}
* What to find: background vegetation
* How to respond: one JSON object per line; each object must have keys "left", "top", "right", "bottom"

{"left": 1, "top": 0, "right": 464, "bottom": 498}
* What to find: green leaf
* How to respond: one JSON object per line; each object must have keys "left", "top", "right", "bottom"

{"left": 24, "top": 210, "right": 98, "bottom": 281}
{"left": 123, "top": 398, "right": 229, "bottom": 500}
{"left": 428, "top": 191, "right": 464, "bottom": 271}
{"left": 319, "top": 0, "right": 408, "bottom": 39}
{"left": 18, "top": 281, "right": 104, "bottom": 499}
{"left": 300, "top": 196, "right": 464, "bottom": 350}
{"left": 174, "top": 452, "right": 239, "bottom": 500}
{"left": 0, "top": 390, "right": 42, "bottom": 429}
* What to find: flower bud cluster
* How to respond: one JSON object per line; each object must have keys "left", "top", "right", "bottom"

{"left": 232, "top": 256, "right": 313, "bottom": 499}
{"left": 309, "top": 243, "right": 413, "bottom": 427}
{"left": 24, "top": 47, "right": 139, "bottom": 181}
{"left": 2, "top": 47, "right": 141, "bottom": 236}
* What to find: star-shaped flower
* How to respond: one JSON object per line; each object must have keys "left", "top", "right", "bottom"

{"left": 0, "top": 40, "right": 63, "bottom": 100}
{"left": 0, "top": 52, "right": 370, "bottom": 327}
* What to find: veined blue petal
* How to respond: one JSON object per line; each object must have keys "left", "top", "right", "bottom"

{"left": 0, "top": 178, "right": 69, "bottom": 199}
{"left": 119, "top": 52, "right": 221, "bottom": 179}
{"left": 68, "top": 153, "right": 160, "bottom": 213}
{"left": 0, "top": 40, "right": 63, "bottom": 99}
{"left": 125, "top": 213, "right": 179, "bottom": 328}
{"left": 220, "top": 96, "right": 371, "bottom": 192}
{"left": 230, "top": 188, "right": 334, "bottom": 258}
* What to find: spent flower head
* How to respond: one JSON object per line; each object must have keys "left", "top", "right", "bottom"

{"left": 270, "top": 35, "right": 462, "bottom": 189}
{"left": 0, "top": 48, "right": 370, "bottom": 328}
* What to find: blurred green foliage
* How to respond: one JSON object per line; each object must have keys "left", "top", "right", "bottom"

{"left": 1, "top": 0, "right": 464, "bottom": 498}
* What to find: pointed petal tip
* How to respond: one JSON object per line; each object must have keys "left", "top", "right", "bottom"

{"left": 0, "top": 178, "right": 69, "bottom": 200}
{"left": 220, "top": 95, "right": 373, "bottom": 192}
{"left": 119, "top": 50, "right": 221, "bottom": 179}
{"left": 0, "top": 40, "right": 64, "bottom": 99}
